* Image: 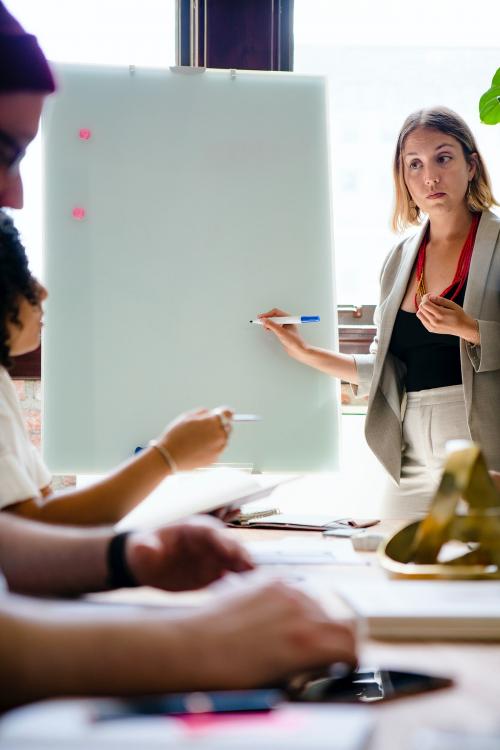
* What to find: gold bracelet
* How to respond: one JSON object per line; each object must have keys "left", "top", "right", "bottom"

{"left": 148, "top": 439, "right": 178, "bottom": 473}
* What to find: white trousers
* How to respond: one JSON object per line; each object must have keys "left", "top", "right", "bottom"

{"left": 382, "top": 384, "right": 470, "bottom": 519}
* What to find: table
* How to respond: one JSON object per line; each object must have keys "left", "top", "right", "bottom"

{"left": 91, "top": 522, "right": 500, "bottom": 749}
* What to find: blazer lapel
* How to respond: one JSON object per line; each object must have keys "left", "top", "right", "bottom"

{"left": 464, "top": 210, "right": 500, "bottom": 317}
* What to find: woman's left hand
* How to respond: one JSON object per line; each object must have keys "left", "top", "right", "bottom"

{"left": 416, "top": 294, "right": 480, "bottom": 344}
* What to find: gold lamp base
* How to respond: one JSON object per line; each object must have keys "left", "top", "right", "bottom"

{"left": 380, "top": 443, "right": 500, "bottom": 579}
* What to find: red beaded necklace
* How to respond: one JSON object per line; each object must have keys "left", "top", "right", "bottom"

{"left": 414, "top": 212, "right": 480, "bottom": 309}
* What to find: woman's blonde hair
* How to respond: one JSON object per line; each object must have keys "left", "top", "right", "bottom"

{"left": 392, "top": 106, "right": 498, "bottom": 232}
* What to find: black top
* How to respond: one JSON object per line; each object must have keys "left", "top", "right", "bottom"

{"left": 389, "top": 283, "right": 466, "bottom": 392}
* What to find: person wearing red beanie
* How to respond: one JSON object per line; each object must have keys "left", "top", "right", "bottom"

{"left": 0, "top": 1, "right": 55, "bottom": 209}
{"left": 0, "top": 1, "right": 56, "bottom": 93}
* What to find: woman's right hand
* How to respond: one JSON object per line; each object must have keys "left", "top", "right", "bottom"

{"left": 258, "top": 308, "right": 309, "bottom": 362}
{"left": 158, "top": 407, "right": 232, "bottom": 471}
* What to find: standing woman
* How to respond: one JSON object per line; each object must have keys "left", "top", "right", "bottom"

{"left": 260, "top": 108, "right": 500, "bottom": 517}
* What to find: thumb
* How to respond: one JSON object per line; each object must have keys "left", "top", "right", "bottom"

{"left": 429, "top": 294, "right": 455, "bottom": 308}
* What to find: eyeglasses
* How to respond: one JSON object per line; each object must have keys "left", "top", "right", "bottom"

{"left": 0, "top": 129, "right": 26, "bottom": 174}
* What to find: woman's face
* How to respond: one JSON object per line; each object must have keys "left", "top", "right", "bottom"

{"left": 402, "top": 127, "right": 476, "bottom": 217}
{"left": 6, "top": 281, "right": 48, "bottom": 357}
{"left": 0, "top": 92, "right": 45, "bottom": 209}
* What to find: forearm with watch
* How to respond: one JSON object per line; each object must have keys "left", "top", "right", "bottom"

{"left": 0, "top": 514, "right": 138, "bottom": 596}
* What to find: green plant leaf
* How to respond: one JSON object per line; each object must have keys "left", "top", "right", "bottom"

{"left": 479, "top": 67, "right": 500, "bottom": 125}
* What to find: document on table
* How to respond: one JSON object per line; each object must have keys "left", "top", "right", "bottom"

{"left": 246, "top": 537, "right": 367, "bottom": 566}
{"left": 334, "top": 580, "right": 500, "bottom": 640}
{"left": 0, "top": 700, "right": 374, "bottom": 750}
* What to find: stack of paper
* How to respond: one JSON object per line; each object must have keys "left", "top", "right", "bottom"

{"left": 334, "top": 581, "right": 500, "bottom": 640}
{"left": 0, "top": 700, "right": 373, "bottom": 750}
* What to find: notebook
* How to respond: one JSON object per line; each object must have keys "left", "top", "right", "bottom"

{"left": 230, "top": 513, "right": 379, "bottom": 532}
{"left": 334, "top": 580, "right": 500, "bottom": 640}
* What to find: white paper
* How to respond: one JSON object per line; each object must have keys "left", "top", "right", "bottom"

{"left": 0, "top": 701, "right": 373, "bottom": 750}
{"left": 246, "top": 537, "right": 367, "bottom": 566}
{"left": 116, "top": 469, "right": 295, "bottom": 531}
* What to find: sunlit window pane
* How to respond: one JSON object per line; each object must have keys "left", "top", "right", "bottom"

{"left": 5, "top": 0, "right": 176, "bottom": 278}
{"left": 294, "top": 0, "right": 500, "bottom": 303}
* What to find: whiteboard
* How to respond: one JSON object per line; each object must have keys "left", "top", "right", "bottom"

{"left": 42, "top": 64, "right": 339, "bottom": 473}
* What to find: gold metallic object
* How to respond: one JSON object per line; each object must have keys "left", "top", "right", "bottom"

{"left": 380, "top": 443, "right": 500, "bottom": 579}
{"left": 415, "top": 272, "right": 427, "bottom": 304}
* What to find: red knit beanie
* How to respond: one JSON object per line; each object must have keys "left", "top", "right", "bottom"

{"left": 0, "top": 1, "right": 56, "bottom": 93}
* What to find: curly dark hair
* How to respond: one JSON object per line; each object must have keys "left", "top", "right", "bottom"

{"left": 0, "top": 211, "right": 39, "bottom": 368}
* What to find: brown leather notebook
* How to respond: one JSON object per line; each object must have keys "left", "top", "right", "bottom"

{"left": 229, "top": 513, "right": 380, "bottom": 532}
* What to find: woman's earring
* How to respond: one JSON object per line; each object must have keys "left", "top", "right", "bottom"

{"left": 466, "top": 180, "right": 473, "bottom": 208}
{"left": 409, "top": 199, "right": 418, "bottom": 222}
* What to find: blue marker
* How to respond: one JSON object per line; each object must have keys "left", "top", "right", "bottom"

{"left": 250, "top": 315, "right": 320, "bottom": 325}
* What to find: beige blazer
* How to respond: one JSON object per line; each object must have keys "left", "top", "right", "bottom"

{"left": 353, "top": 209, "right": 500, "bottom": 482}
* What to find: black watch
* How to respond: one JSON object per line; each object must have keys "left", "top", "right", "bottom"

{"left": 107, "top": 531, "right": 139, "bottom": 588}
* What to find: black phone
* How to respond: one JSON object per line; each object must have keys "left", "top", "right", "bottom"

{"left": 289, "top": 668, "right": 453, "bottom": 704}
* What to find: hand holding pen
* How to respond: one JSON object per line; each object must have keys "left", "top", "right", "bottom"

{"left": 256, "top": 308, "right": 313, "bottom": 363}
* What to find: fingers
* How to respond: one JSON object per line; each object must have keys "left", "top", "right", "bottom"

{"left": 211, "top": 406, "right": 234, "bottom": 436}
{"left": 211, "top": 506, "right": 242, "bottom": 523}
{"left": 417, "top": 295, "right": 441, "bottom": 318}
{"left": 417, "top": 295, "right": 449, "bottom": 330}
{"left": 184, "top": 515, "right": 225, "bottom": 530}
{"left": 178, "top": 523, "right": 255, "bottom": 577}
{"left": 261, "top": 317, "right": 281, "bottom": 331}
{"left": 199, "top": 526, "right": 254, "bottom": 573}
{"left": 427, "top": 294, "right": 457, "bottom": 309}
{"left": 315, "top": 620, "right": 358, "bottom": 671}
{"left": 258, "top": 308, "right": 291, "bottom": 319}
{"left": 262, "top": 317, "right": 297, "bottom": 339}
{"left": 160, "top": 405, "right": 234, "bottom": 470}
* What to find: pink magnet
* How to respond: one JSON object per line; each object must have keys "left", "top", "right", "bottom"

{"left": 78, "top": 128, "right": 92, "bottom": 140}
{"left": 72, "top": 207, "right": 86, "bottom": 220}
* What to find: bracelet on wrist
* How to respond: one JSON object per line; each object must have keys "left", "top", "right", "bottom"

{"left": 148, "top": 439, "right": 178, "bottom": 473}
{"left": 107, "top": 531, "right": 139, "bottom": 589}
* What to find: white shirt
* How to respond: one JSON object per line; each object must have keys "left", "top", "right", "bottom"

{"left": 0, "top": 367, "right": 52, "bottom": 509}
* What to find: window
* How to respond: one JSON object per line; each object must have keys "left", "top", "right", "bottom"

{"left": 6, "top": 0, "right": 176, "bottom": 279}
{"left": 294, "top": 0, "right": 500, "bottom": 304}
